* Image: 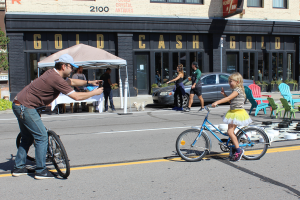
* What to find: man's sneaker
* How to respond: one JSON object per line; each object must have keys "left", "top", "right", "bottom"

{"left": 12, "top": 168, "right": 33, "bottom": 177}
{"left": 231, "top": 149, "right": 244, "bottom": 162}
{"left": 198, "top": 107, "right": 205, "bottom": 112}
{"left": 172, "top": 107, "right": 178, "bottom": 110}
{"left": 177, "top": 107, "right": 183, "bottom": 111}
{"left": 34, "top": 169, "right": 55, "bottom": 180}
{"left": 184, "top": 107, "right": 191, "bottom": 112}
{"left": 112, "top": 109, "right": 116, "bottom": 112}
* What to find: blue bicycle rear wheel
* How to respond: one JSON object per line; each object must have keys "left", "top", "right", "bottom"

{"left": 236, "top": 127, "right": 269, "bottom": 160}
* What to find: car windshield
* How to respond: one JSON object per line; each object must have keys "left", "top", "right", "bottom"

{"left": 182, "top": 73, "right": 206, "bottom": 86}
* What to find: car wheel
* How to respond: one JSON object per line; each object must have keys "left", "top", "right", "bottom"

{"left": 182, "top": 94, "right": 189, "bottom": 108}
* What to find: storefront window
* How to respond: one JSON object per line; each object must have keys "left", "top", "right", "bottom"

{"left": 226, "top": 53, "right": 238, "bottom": 74}
{"left": 264, "top": 53, "right": 269, "bottom": 82}
{"left": 272, "top": 53, "right": 283, "bottom": 81}
{"left": 30, "top": 53, "right": 37, "bottom": 81}
{"left": 189, "top": 52, "right": 203, "bottom": 76}
{"left": 155, "top": 52, "right": 162, "bottom": 85}
{"left": 180, "top": 52, "right": 186, "bottom": 77}
{"left": 258, "top": 53, "right": 269, "bottom": 82}
{"left": 154, "top": 52, "right": 169, "bottom": 85}
{"left": 162, "top": 53, "right": 169, "bottom": 83}
{"left": 243, "top": 52, "right": 255, "bottom": 80}
{"left": 287, "top": 53, "right": 293, "bottom": 80}
{"left": 172, "top": 52, "right": 179, "bottom": 78}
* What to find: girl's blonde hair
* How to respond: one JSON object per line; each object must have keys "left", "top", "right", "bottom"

{"left": 177, "top": 64, "right": 184, "bottom": 76}
{"left": 229, "top": 72, "right": 245, "bottom": 96}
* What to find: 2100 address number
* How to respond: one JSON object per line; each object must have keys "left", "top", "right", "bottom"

{"left": 90, "top": 6, "right": 109, "bottom": 12}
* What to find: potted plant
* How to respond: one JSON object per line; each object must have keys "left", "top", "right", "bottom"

{"left": 275, "top": 80, "right": 282, "bottom": 92}
{"left": 284, "top": 79, "right": 294, "bottom": 91}
{"left": 270, "top": 81, "right": 276, "bottom": 92}
{"left": 111, "top": 83, "right": 120, "bottom": 97}
{"left": 151, "top": 83, "right": 159, "bottom": 94}
{"left": 261, "top": 81, "right": 268, "bottom": 92}
{"left": 255, "top": 81, "right": 262, "bottom": 91}
{"left": 292, "top": 80, "right": 298, "bottom": 91}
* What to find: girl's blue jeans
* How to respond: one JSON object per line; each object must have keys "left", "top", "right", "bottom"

{"left": 12, "top": 103, "right": 48, "bottom": 173}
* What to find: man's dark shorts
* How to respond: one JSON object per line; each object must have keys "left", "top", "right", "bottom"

{"left": 190, "top": 86, "right": 202, "bottom": 96}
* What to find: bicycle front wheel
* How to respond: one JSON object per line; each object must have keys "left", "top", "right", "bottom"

{"left": 176, "top": 129, "right": 209, "bottom": 162}
{"left": 48, "top": 130, "right": 70, "bottom": 178}
{"left": 237, "top": 127, "right": 269, "bottom": 160}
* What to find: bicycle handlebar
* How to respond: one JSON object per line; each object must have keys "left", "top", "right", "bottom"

{"left": 200, "top": 104, "right": 218, "bottom": 112}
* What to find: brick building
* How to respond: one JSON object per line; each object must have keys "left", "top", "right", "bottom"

{"left": 5, "top": 0, "right": 300, "bottom": 99}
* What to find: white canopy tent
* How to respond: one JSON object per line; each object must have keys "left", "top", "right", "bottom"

{"left": 37, "top": 44, "right": 131, "bottom": 113}
{"left": 38, "top": 43, "right": 127, "bottom": 69}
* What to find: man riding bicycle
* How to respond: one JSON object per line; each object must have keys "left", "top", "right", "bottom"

{"left": 12, "top": 54, "right": 103, "bottom": 179}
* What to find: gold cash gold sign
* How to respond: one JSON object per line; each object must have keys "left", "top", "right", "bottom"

{"left": 230, "top": 36, "right": 235, "bottom": 49}
{"left": 33, "top": 34, "right": 105, "bottom": 49}
{"left": 246, "top": 36, "right": 252, "bottom": 49}
{"left": 275, "top": 37, "right": 280, "bottom": 49}
{"left": 138, "top": 34, "right": 200, "bottom": 49}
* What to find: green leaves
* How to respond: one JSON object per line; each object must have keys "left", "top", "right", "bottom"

{"left": 0, "top": 28, "right": 9, "bottom": 71}
{"left": 0, "top": 99, "right": 12, "bottom": 111}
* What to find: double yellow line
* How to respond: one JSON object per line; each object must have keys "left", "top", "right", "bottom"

{"left": 1, "top": 145, "right": 300, "bottom": 178}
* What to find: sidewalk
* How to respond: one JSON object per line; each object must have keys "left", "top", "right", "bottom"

{"left": 1, "top": 92, "right": 300, "bottom": 114}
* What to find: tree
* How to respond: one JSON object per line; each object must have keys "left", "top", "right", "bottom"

{"left": 0, "top": 28, "right": 9, "bottom": 72}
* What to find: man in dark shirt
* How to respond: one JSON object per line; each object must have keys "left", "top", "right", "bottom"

{"left": 12, "top": 54, "right": 103, "bottom": 179}
{"left": 100, "top": 68, "right": 115, "bottom": 112}
{"left": 185, "top": 62, "right": 204, "bottom": 112}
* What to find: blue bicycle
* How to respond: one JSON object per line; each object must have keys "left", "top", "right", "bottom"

{"left": 176, "top": 106, "right": 270, "bottom": 162}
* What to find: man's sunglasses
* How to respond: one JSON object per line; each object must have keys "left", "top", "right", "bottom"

{"left": 65, "top": 63, "right": 73, "bottom": 70}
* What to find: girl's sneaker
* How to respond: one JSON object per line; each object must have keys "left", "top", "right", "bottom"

{"left": 172, "top": 107, "right": 178, "bottom": 110}
{"left": 231, "top": 149, "right": 244, "bottom": 162}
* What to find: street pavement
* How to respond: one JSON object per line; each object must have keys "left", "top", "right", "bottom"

{"left": 0, "top": 92, "right": 300, "bottom": 199}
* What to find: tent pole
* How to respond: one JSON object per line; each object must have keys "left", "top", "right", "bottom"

{"left": 119, "top": 67, "right": 123, "bottom": 109}
{"left": 126, "top": 65, "right": 132, "bottom": 112}
{"left": 118, "top": 65, "right": 132, "bottom": 115}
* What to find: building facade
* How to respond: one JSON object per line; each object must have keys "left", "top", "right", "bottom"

{"left": 5, "top": 0, "right": 300, "bottom": 99}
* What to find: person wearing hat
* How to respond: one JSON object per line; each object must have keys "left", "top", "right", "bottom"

{"left": 185, "top": 61, "right": 204, "bottom": 112}
{"left": 11, "top": 54, "right": 103, "bottom": 179}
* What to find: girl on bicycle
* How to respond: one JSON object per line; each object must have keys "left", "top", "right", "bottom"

{"left": 212, "top": 72, "right": 252, "bottom": 162}
{"left": 167, "top": 64, "right": 185, "bottom": 111}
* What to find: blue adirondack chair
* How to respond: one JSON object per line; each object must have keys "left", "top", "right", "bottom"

{"left": 244, "top": 86, "right": 270, "bottom": 116}
{"left": 278, "top": 83, "right": 300, "bottom": 108}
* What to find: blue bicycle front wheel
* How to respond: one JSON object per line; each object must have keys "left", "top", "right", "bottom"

{"left": 176, "top": 129, "right": 209, "bottom": 162}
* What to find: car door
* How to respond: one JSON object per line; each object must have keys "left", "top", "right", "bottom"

{"left": 218, "top": 74, "right": 231, "bottom": 99}
{"left": 200, "top": 74, "right": 218, "bottom": 102}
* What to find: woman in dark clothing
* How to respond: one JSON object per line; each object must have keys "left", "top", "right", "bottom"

{"left": 167, "top": 64, "right": 185, "bottom": 111}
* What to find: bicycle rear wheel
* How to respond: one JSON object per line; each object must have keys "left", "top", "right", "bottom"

{"left": 176, "top": 129, "right": 209, "bottom": 162}
{"left": 16, "top": 132, "right": 35, "bottom": 162}
{"left": 48, "top": 130, "right": 70, "bottom": 178}
{"left": 237, "top": 127, "right": 269, "bottom": 160}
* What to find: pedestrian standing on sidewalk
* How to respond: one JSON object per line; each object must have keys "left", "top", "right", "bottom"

{"left": 72, "top": 66, "right": 87, "bottom": 111}
{"left": 167, "top": 64, "right": 185, "bottom": 111}
{"left": 100, "top": 68, "right": 116, "bottom": 112}
{"left": 185, "top": 62, "right": 204, "bottom": 112}
{"left": 211, "top": 72, "right": 252, "bottom": 162}
{"left": 11, "top": 54, "right": 103, "bottom": 179}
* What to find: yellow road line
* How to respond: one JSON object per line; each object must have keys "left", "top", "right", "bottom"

{"left": 1, "top": 145, "right": 300, "bottom": 178}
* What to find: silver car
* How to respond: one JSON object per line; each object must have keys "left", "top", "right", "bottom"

{"left": 152, "top": 72, "right": 253, "bottom": 107}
